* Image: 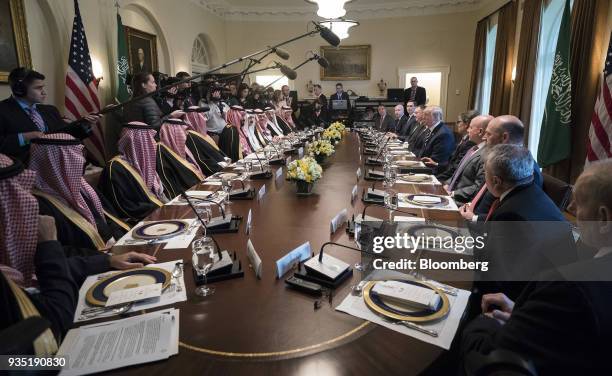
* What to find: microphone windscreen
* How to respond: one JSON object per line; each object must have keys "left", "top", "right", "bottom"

{"left": 317, "top": 56, "right": 330, "bottom": 68}
{"left": 275, "top": 47, "right": 290, "bottom": 60}
{"left": 319, "top": 25, "right": 340, "bottom": 47}
{"left": 280, "top": 65, "right": 298, "bottom": 80}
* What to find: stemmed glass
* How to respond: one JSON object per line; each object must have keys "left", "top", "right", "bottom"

{"left": 383, "top": 164, "right": 398, "bottom": 222}
{"left": 195, "top": 203, "right": 212, "bottom": 242}
{"left": 221, "top": 175, "right": 233, "bottom": 205}
{"left": 192, "top": 236, "right": 216, "bottom": 297}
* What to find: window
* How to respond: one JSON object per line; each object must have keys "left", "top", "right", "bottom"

{"left": 481, "top": 14, "right": 498, "bottom": 115}
{"left": 191, "top": 35, "right": 210, "bottom": 74}
{"left": 255, "top": 75, "right": 288, "bottom": 90}
{"left": 528, "top": 0, "right": 568, "bottom": 157}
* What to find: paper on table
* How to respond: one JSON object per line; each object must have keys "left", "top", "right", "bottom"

{"left": 396, "top": 174, "right": 442, "bottom": 185}
{"left": 113, "top": 218, "right": 200, "bottom": 249}
{"left": 393, "top": 216, "right": 426, "bottom": 223}
{"left": 74, "top": 260, "right": 187, "bottom": 323}
{"left": 59, "top": 309, "right": 179, "bottom": 376}
{"left": 165, "top": 190, "right": 225, "bottom": 206}
{"left": 105, "top": 283, "right": 162, "bottom": 307}
{"left": 335, "top": 270, "right": 470, "bottom": 350}
{"left": 398, "top": 194, "right": 460, "bottom": 212}
{"left": 413, "top": 195, "right": 442, "bottom": 203}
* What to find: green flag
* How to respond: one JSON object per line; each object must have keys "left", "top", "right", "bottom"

{"left": 537, "top": 0, "right": 572, "bottom": 167}
{"left": 115, "top": 12, "right": 130, "bottom": 103}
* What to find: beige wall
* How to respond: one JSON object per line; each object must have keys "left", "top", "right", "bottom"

{"left": 225, "top": 12, "right": 478, "bottom": 121}
{"left": 0, "top": 0, "right": 226, "bottom": 110}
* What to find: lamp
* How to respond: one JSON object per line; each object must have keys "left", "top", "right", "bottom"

{"left": 320, "top": 19, "right": 359, "bottom": 40}
{"left": 305, "top": 0, "right": 354, "bottom": 19}
{"left": 91, "top": 57, "right": 104, "bottom": 87}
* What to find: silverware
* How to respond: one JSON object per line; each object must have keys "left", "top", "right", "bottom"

{"left": 79, "top": 302, "right": 133, "bottom": 319}
{"left": 408, "top": 271, "right": 458, "bottom": 296}
{"left": 122, "top": 238, "right": 163, "bottom": 245}
{"left": 381, "top": 316, "right": 439, "bottom": 337}
{"left": 351, "top": 280, "right": 368, "bottom": 296}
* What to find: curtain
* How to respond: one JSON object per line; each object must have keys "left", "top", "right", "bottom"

{"left": 510, "top": 0, "right": 542, "bottom": 143}
{"left": 489, "top": 1, "right": 518, "bottom": 116}
{"left": 468, "top": 20, "right": 487, "bottom": 110}
{"left": 544, "top": 0, "right": 609, "bottom": 182}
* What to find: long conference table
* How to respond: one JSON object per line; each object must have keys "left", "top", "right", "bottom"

{"left": 109, "top": 132, "right": 471, "bottom": 376}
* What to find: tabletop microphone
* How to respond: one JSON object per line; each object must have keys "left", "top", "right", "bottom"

{"left": 374, "top": 135, "right": 391, "bottom": 161}
{"left": 179, "top": 190, "right": 223, "bottom": 259}
{"left": 317, "top": 241, "right": 386, "bottom": 263}
{"left": 181, "top": 191, "right": 226, "bottom": 219}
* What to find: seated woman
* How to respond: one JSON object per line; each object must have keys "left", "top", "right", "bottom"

{"left": 265, "top": 106, "right": 285, "bottom": 137}
{"left": 29, "top": 134, "right": 129, "bottom": 252}
{"left": 275, "top": 106, "right": 295, "bottom": 135}
{"left": 157, "top": 119, "right": 205, "bottom": 198}
{"left": 99, "top": 122, "right": 167, "bottom": 222}
{"left": 184, "top": 106, "right": 229, "bottom": 176}
{"left": 218, "top": 105, "right": 251, "bottom": 161}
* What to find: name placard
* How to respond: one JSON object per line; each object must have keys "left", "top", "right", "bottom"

{"left": 330, "top": 208, "right": 348, "bottom": 234}
{"left": 356, "top": 167, "right": 362, "bottom": 181}
{"left": 351, "top": 184, "right": 358, "bottom": 203}
{"left": 247, "top": 239, "right": 262, "bottom": 279}
{"left": 298, "top": 147, "right": 304, "bottom": 158}
{"left": 275, "top": 241, "right": 311, "bottom": 279}
{"left": 257, "top": 184, "right": 266, "bottom": 202}
{"left": 275, "top": 167, "right": 283, "bottom": 179}
{"left": 246, "top": 208, "right": 252, "bottom": 234}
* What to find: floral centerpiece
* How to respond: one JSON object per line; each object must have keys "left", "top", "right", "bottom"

{"left": 329, "top": 121, "right": 346, "bottom": 133}
{"left": 322, "top": 127, "right": 342, "bottom": 143}
{"left": 286, "top": 156, "right": 323, "bottom": 195}
{"left": 308, "top": 139, "right": 335, "bottom": 164}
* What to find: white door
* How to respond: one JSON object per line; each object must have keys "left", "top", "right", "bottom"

{"left": 398, "top": 66, "right": 450, "bottom": 109}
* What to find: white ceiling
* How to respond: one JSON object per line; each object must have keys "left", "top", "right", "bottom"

{"left": 195, "top": 0, "right": 487, "bottom": 21}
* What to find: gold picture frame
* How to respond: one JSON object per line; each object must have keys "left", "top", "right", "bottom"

{"left": 125, "top": 26, "right": 158, "bottom": 74}
{"left": 320, "top": 45, "right": 370, "bottom": 81}
{"left": 0, "top": 0, "right": 32, "bottom": 82}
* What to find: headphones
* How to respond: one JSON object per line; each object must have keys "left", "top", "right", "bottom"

{"left": 9, "top": 68, "right": 31, "bottom": 97}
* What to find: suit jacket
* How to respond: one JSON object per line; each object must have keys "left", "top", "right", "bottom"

{"left": 0, "top": 97, "right": 67, "bottom": 162}
{"left": 417, "top": 123, "right": 456, "bottom": 169}
{"left": 373, "top": 113, "right": 395, "bottom": 132}
{"left": 462, "top": 253, "right": 612, "bottom": 376}
{"left": 437, "top": 136, "right": 476, "bottom": 179}
{"left": 391, "top": 114, "right": 408, "bottom": 134}
{"left": 316, "top": 94, "right": 328, "bottom": 109}
{"left": 403, "top": 86, "right": 426, "bottom": 106}
{"left": 397, "top": 115, "right": 416, "bottom": 140}
{"left": 407, "top": 123, "right": 426, "bottom": 152}
{"left": 124, "top": 96, "right": 164, "bottom": 131}
{"left": 488, "top": 182, "right": 565, "bottom": 222}
{"left": 474, "top": 162, "right": 543, "bottom": 217}
{"left": 447, "top": 146, "right": 485, "bottom": 203}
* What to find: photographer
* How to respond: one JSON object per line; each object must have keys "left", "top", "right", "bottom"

{"left": 0, "top": 67, "right": 100, "bottom": 162}
{"left": 204, "top": 86, "right": 228, "bottom": 140}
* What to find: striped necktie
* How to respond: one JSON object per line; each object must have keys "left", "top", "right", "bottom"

{"left": 26, "top": 106, "right": 47, "bottom": 132}
{"left": 410, "top": 88, "right": 416, "bottom": 101}
{"left": 448, "top": 145, "right": 479, "bottom": 190}
{"left": 485, "top": 198, "right": 501, "bottom": 221}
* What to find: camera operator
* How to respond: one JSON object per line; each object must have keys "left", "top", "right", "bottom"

{"left": 204, "top": 85, "right": 228, "bottom": 141}
{"left": 0, "top": 67, "right": 100, "bottom": 162}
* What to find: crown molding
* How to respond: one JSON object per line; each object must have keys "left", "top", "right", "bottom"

{"left": 194, "top": 0, "right": 485, "bottom": 21}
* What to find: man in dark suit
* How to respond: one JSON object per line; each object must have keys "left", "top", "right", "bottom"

{"left": 407, "top": 105, "right": 428, "bottom": 153}
{"left": 396, "top": 101, "right": 417, "bottom": 141}
{"left": 461, "top": 159, "right": 612, "bottom": 376}
{"left": 417, "top": 106, "right": 455, "bottom": 172}
{"left": 373, "top": 104, "right": 394, "bottom": 132}
{"left": 459, "top": 115, "right": 542, "bottom": 222}
{"left": 329, "top": 82, "right": 351, "bottom": 116}
{"left": 438, "top": 115, "right": 491, "bottom": 204}
{"left": 390, "top": 104, "right": 408, "bottom": 134}
{"left": 403, "top": 77, "right": 426, "bottom": 106}
{"left": 0, "top": 68, "right": 99, "bottom": 162}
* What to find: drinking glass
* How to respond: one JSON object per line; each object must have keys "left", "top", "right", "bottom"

{"left": 384, "top": 188, "right": 398, "bottom": 222}
{"left": 195, "top": 203, "right": 212, "bottom": 242}
{"left": 192, "top": 236, "right": 216, "bottom": 297}
{"left": 221, "top": 176, "right": 233, "bottom": 205}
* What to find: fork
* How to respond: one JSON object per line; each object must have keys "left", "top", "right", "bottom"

{"left": 381, "top": 316, "right": 439, "bottom": 337}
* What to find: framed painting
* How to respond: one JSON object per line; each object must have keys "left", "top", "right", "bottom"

{"left": 320, "top": 45, "right": 370, "bottom": 81}
{"left": 125, "top": 26, "right": 158, "bottom": 75}
{"left": 0, "top": 0, "right": 32, "bottom": 82}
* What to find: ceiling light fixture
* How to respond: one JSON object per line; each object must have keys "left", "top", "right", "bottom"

{"left": 320, "top": 18, "right": 359, "bottom": 40}
{"left": 305, "top": 0, "right": 354, "bottom": 19}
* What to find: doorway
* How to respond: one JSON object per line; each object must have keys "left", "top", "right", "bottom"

{"left": 398, "top": 66, "right": 450, "bottom": 110}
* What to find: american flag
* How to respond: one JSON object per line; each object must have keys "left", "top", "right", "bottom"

{"left": 64, "top": 0, "right": 105, "bottom": 165}
{"left": 586, "top": 31, "right": 612, "bottom": 165}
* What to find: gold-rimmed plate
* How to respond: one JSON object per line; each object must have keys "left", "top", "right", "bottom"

{"left": 363, "top": 280, "right": 450, "bottom": 323}
{"left": 400, "top": 194, "right": 450, "bottom": 207}
{"left": 398, "top": 174, "right": 432, "bottom": 183}
{"left": 395, "top": 160, "right": 421, "bottom": 167}
{"left": 132, "top": 220, "right": 189, "bottom": 240}
{"left": 86, "top": 267, "right": 171, "bottom": 306}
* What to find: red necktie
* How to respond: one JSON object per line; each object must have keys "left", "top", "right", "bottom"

{"left": 485, "top": 198, "right": 501, "bottom": 221}
{"left": 470, "top": 185, "right": 487, "bottom": 208}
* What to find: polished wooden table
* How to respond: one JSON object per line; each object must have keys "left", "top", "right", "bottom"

{"left": 109, "top": 133, "right": 469, "bottom": 376}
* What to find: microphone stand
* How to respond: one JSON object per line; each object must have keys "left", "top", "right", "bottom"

{"left": 79, "top": 24, "right": 339, "bottom": 120}
{"left": 263, "top": 56, "right": 319, "bottom": 89}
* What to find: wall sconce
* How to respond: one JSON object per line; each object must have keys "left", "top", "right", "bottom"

{"left": 91, "top": 58, "right": 104, "bottom": 88}
{"left": 511, "top": 66, "right": 516, "bottom": 84}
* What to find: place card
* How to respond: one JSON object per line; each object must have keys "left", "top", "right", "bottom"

{"left": 330, "top": 208, "right": 348, "bottom": 234}
{"left": 298, "top": 147, "right": 304, "bottom": 158}
{"left": 275, "top": 241, "right": 311, "bottom": 279}
{"left": 351, "top": 184, "right": 358, "bottom": 203}
{"left": 106, "top": 283, "right": 162, "bottom": 307}
{"left": 247, "top": 239, "right": 262, "bottom": 279}
{"left": 356, "top": 167, "right": 362, "bottom": 181}
{"left": 245, "top": 208, "right": 252, "bottom": 235}
{"left": 275, "top": 167, "right": 283, "bottom": 179}
{"left": 257, "top": 184, "right": 266, "bottom": 201}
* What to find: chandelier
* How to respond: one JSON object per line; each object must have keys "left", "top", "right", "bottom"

{"left": 305, "top": 0, "right": 354, "bottom": 19}
{"left": 320, "top": 18, "right": 359, "bottom": 40}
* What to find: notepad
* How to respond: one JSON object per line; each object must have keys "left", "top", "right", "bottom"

{"left": 413, "top": 195, "right": 442, "bottom": 204}
{"left": 372, "top": 280, "right": 441, "bottom": 311}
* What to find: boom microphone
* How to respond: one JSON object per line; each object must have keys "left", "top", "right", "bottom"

{"left": 273, "top": 47, "right": 290, "bottom": 60}
{"left": 279, "top": 64, "right": 298, "bottom": 80}
{"left": 313, "top": 22, "right": 341, "bottom": 47}
{"left": 317, "top": 56, "right": 330, "bottom": 68}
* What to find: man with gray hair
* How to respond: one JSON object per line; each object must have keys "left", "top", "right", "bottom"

{"left": 417, "top": 106, "right": 455, "bottom": 172}
{"left": 389, "top": 104, "right": 407, "bottom": 133}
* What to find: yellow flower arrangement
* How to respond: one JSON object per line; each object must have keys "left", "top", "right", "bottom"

{"left": 322, "top": 127, "right": 342, "bottom": 141}
{"left": 308, "top": 139, "right": 335, "bottom": 157}
{"left": 287, "top": 156, "right": 323, "bottom": 183}
{"left": 329, "top": 121, "right": 346, "bottom": 133}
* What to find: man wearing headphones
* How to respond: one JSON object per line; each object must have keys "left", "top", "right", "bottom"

{"left": 0, "top": 67, "right": 100, "bottom": 162}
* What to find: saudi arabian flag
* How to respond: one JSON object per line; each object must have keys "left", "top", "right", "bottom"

{"left": 115, "top": 12, "right": 130, "bottom": 103}
{"left": 537, "top": 0, "right": 572, "bottom": 167}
